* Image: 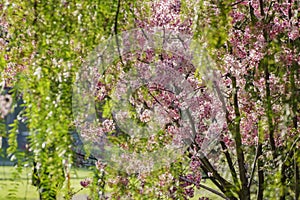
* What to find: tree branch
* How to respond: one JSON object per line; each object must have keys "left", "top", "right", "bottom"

{"left": 259, "top": 0, "right": 265, "bottom": 16}
{"left": 231, "top": 76, "right": 250, "bottom": 199}
{"left": 294, "top": 150, "right": 299, "bottom": 200}
{"left": 179, "top": 176, "right": 229, "bottom": 200}
{"left": 230, "top": 0, "right": 246, "bottom": 7}
{"left": 248, "top": 1, "right": 257, "bottom": 24}
{"left": 220, "top": 140, "right": 239, "bottom": 187}
{"left": 212, "top": 75, "right": 239, "bottom": 189}
{"left": 257, "top": 142, "right": 264, "bottom": 200}
{"left": 248, "top": 119, "right": 263, "bottom": 194}
{"left": 263, "top": 58, "right": 277, "bottom": 158}
{"left": 198, "top": 152, "right": 238, "bottom": 199}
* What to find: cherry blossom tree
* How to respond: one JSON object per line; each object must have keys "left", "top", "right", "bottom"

{"left": 85, "top": 0, "right": 299, "bottom": 199}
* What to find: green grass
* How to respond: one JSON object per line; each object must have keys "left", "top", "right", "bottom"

{"left": 0, "top": 166, "right": 91, "bottom": 200}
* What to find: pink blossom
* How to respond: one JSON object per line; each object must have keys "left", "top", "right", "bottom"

{"left": 288, "top": 27, "right": 299, "bottom": 40}
{"left": 140, "top": 109, "right": 152, "bottom": 122}
{"left": 80, "top": 178, "right": 91, "bottom": 188}
{"left": 230, "top": 11, "right": 245, "bottom": 24}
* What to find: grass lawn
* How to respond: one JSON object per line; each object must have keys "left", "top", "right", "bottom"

{"left": 0, "top": 166, "right": 91, "bottom": 200}
{"left": 0, "top": 166, "right": 223, "bottom": 200}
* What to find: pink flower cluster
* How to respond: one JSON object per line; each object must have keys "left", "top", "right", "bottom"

{"left": 135, "top": 0, "right": 192, "bottom": 34}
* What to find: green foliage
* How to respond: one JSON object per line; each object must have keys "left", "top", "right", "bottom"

{"left": 2, "top": 0, "right": 122, "bottom": 198}
{"left": 193, "top": 0, "right": 234, "bottom": 58}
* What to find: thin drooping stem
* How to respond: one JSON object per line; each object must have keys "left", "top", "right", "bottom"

{"left": 230, "top": 0, "right": 246, "bottom": 7}
{"left": 260, "top": 0, "right": 276, "bottom": 158}
{"left": 114, "top": 0, "right": 124, "bottom": 66}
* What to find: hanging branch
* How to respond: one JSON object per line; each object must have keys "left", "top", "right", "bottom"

{"left": 114, "top": 0, "right": 124, "bottom": 66}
